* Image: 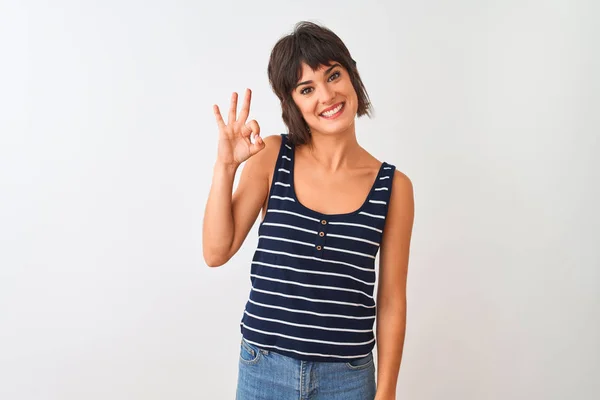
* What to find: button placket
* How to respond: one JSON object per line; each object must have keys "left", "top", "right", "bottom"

{"left": 315, "top": 219, "right": 328, "bottom": 255}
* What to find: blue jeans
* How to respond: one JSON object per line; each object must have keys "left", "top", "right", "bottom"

{"left": 236, "top": 337, "right": 376, "bottom": 400}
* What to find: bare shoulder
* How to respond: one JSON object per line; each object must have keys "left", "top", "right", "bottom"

{"left": 362, "top": 146, "right": 412, "bottom": 196}
{"left": 258, "top": 134, "right": 282, "bottom": 176}
{"left": 233, "top": 134, "right": 283, "bottom": 219}
{"left": 391, "top": 169, "right": 413, "bottom": 195}
{"left": 261, "top": 134, "right": 283, "bottom": 156}
{"left": 388, "top": 169, "right": 414, "bottom": 224}
{"left": 378, "top": 168, "right": 414, "bottom": 264}
{"left": 243, "top": 134, "right": 282, "bottom": 177}
{"left": 359, "top": 148, "right": 412, "bottom": 194}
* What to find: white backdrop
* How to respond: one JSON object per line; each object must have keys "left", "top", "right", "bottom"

{"left": 1, "top": 1, "right": 598, "bottom": 399}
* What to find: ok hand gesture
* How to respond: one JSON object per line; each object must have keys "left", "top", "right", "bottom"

{"left": 213, "top": 89, "right": 264, "bottom": 167}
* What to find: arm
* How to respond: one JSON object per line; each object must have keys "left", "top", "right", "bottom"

{"left": 202, "top": 89, "right": 278, "bottom": 267}
{"left": 375, "top": 170, "right": 415, "bottom": 399}
{"left": 203, "top": 134, "right": 280, "bottom": 267}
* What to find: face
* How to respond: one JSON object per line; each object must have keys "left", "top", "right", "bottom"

{"left": 291, "top": 61, "right": 359, "bottom": 137}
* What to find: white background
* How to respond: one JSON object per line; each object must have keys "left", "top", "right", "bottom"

{"left": 1, "top": 0, "right": 598, "bottom": 399}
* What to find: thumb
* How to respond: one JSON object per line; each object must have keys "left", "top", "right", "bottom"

{"left": 245, "top": 119, "right": 263, "bottom": 156}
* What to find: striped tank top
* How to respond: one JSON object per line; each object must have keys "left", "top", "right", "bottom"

{"left": 240, "top": 133, "right": 396, "bottom": 362}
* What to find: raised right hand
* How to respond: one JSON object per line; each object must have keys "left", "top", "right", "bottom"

{"left": 213, "top": 89, "right": 265, "bottom": 167}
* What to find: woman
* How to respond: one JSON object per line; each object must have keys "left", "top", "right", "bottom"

{"left": 203, "top": 21, "right": 414, "bottom": 400}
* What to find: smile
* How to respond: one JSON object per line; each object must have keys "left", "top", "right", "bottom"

{"left": 320, "top": 102, "right": 345, "bottom": 119}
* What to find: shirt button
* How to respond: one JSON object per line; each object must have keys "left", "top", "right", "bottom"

{"left": 321, "top": 220, "right": 327, "bottom": 225}
{"left": 316, "top": 245, "right": 322, "bottom": 250}
{"left": 319, "top": 232, "right": 325, "bottom": 237}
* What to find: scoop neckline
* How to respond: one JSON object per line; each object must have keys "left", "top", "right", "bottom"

{"left": 288, "top": 140, "right": 387, "bottom": 219}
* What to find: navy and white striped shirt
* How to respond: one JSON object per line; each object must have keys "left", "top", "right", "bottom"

{"left": 240, "top": 134, "right": 395, "bottom": 362}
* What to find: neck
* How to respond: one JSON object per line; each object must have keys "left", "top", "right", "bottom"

{"left": 302, "top": 125, "right": 361, "bottom": 172}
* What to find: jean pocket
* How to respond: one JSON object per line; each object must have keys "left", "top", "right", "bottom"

{"left": 239, "top": 338, "right": 261, "bottom": 365}
{"left": 344, "top": 352, "right": 374, "bottom": 370}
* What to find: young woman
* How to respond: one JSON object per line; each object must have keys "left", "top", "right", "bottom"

{"left": 203, "top": 21, "right": 414, "bottom": 400}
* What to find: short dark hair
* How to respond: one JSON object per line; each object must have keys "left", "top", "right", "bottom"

{"left": 267, "top": 21, "right": 373, "bottom": 146}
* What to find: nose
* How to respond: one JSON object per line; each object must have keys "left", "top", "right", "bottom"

{"left": 319, "top": 84, "right": 336, "bottom": 105}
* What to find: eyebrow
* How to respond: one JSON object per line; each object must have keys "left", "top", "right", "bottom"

{"left": 295, "top": 63, "right": 341, "bottom": 89}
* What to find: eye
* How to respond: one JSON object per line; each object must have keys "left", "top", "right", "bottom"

{"left": 300, "top": 87, "right": 313, "bottom": 95}
{"left": 328, "top": 71, "right": 341, "bottom": 82}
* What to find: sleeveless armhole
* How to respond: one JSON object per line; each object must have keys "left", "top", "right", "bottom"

{"left": 259, "top": 134, "right": 287, "bottom": 227}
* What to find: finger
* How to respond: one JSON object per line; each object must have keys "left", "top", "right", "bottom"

{"left": 240, "top": 119, "right": 260, "bottom": 140}
{"left": 238, "top": 88, "right": 252, "bottom": 123}
{"left": 246, "top": 119, "right": 260, "bottom": 138}
{"left": 249, "top": 133, "right": 265, "bottom": 156}
{"left": 245, "top": 120, "right": 264, "bottom": 155}
{"left": 227, "top": 92, "right": 238, "bottom": 125}
{"left": 213, "top": 105, "right": 225, "bottom": 129}
{"left": 240, "top": 123, "right": 252, "bottom": 139}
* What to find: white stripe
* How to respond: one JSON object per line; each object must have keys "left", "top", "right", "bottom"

{"left": 278, "top": 168, "right": 290, "bottom": 174}
{"left": 327, "top": 233, "right": 379, "bottom": 247}
{"left": 267, "top": 209, "right": 321, "bottom": 222}
{"left": 251, "top": 286, "right": 376, "bottom": 308}
{"left": 242, "top": 323, "right": 375, "bottom": 346}
{"left": 359, "top": 211, "right": 385, "bottom": 220}
{"left": 379, "top": 176, "right": 390, "bottom": 180}
{"left": 369, "top": 200, "right": 387, "bottom": 205}
{"left": 262, "top": 223, "right": 317, "bottom": 235}
{"left": 324, "top": 246, "right": 376, "bottom": 259}
{"left": 256, "top": 248, "right": 376, "bottom": 273}
{"left": 258, "top": 235, "right": 314, "bottom": 247}
{"left": 328, "top": 221, "right": 382, "bottom": 233}
{"left": 244, "top": 311, "right": 372, "bottom": 333}
{"left": 282, "top": 155, "right": 291, "bottom": 161}
{"left": 252, "top": 261, "right": 375, "bottom": 286}
{"left": 248, "top": 298, "right": 375, "bottom": 320}
{"left": 251, "top": 274, "right": 373, "bottom": 299}
{"left": 285, "top": 144, "right": 292, "bottom": 150}
{"left": 383, "top": 167, "right": 392, "bottom": 170}
{"left": 242, "top": 338, "right": 373, "bottom": 359}
{"left": 270, "top": 195, "right": 295, "bottom": 202}
{"left": 374, "top": 187, "right": 388, "bottom": 191}
{"left": 274, "top": 181, "right": 291, "bottom": 187}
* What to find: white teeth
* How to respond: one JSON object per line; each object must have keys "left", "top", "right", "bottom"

{"left": 321, "top": 103, "right": 343, "bottom": 117}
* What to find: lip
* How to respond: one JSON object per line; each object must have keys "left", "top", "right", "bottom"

{"left": 320, "top": 102, "right": 344, "bottom": 114}
{"left": 319, "top": 102, "right": 345, "bottom": 118}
